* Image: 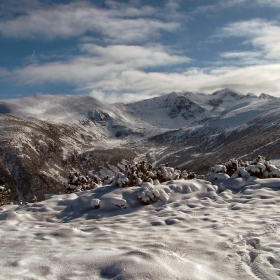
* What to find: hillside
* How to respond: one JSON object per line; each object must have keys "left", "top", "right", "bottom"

{"left": 0, "top": 88, "right": 280, "bottom": 201}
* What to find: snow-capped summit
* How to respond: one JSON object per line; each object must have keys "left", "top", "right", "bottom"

{"left": 245, "top": 92, "right": 258, "bottom": 98}
{"left": 259, "top": 93, "right": 277, "bottom": 100}
{"left": 125, "top": 91, "right": 206, "bottom": 127}
{"left": 212, "top": 88, "right": 244, "bottom": 98}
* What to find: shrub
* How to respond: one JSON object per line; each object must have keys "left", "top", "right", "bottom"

{"left": 0, "top": 186, "right": 11, "bottom": 206}
{"left": 208, "top": 155, "right": 280, "bottom": 179}
{"left": 137, "top": 182, "right": 160, "bottom": 205}
{"left": 65, "top": 172, "right": 98, "bottom": 193}
{"left": 243, "top": 155, "right": 280, "bottom": 178}
{"left": 110, "top": 161, "right": 197, "bottom": 188}
{"left": 65, "top": 161, "right": 198, "bottom": 192}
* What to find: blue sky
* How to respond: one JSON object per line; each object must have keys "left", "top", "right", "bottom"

{"left": 1, "top": 0, "right": 280, "bottom": 102}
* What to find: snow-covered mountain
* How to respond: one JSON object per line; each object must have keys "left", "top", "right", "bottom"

{"left": 0, "top": 88, "right": 280, "bottom": 201}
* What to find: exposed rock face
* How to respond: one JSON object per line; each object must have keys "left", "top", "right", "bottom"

{"left": 167, "top": 96, "right": 205, "bottom": 119}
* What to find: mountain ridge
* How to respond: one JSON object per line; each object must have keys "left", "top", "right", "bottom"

{"left": 0, "top": 88, "right": 280, "bottom": 201}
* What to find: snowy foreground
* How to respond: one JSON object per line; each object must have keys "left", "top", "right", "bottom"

{"left": 1, "top": 178, "right": 280, "bottom": 280}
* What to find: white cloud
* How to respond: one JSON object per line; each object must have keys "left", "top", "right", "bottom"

{"left": 196, "top": 64, "right": 280, "bottom": 94}
{"left": 165, "top": 0, "right": 182, "bottom": 12}
{"left": 220, "top": 0, "right": 249, "bottom": 8}
{"left": 6, "top": 58, "right": 280, "bottom": 102}
{"left": 2, "top": 43, "right": 191, "bottom": 102}
{"left": 78, "top": 44, "right": 191, "bottom": 68}
{"left": 0, "top": 0, "right": 43, "bottom": 19}
{"left": 218, "top": 51, "right": 268, "bottom": 66}
{"left": 220, "top": 51, "right": 260, "bottom": 59}
{"left": 222, "top": 0, "right": 280, "bottom": 8}
{"left": 0, "top": 67, "right": 9, "bottom": 78}
{"left": 191, "top": 0, "right": 280, "bottom": 16}
{"left": 217, "top": 19, "right": 280, "bottom": 60}
{"left": 1, "top": 1, "right": 280, "bottom": 103}
{"left": 0, "top": 67, "right": 10, "bottom": 81}
{"left": 0, "top": 1, "right": 189, "bottom": 102}
{"left": 190, "top": 0, "right": 248, "bottom": 16}
{"left": 85, "top": 64, "right": 280, "bottom": 102}
{"left": 0, "top": 1, "right": 180, "bottom": 43}
{"left": 256, "top": 0, "right": 280, "bottom": 7}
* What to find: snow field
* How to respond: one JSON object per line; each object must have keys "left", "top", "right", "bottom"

{"left": 1, "top": 178, "right": 280, "bottom": 279}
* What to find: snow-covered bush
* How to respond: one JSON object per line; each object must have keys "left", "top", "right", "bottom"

{"left": 157, "top": 164, "right": 181, "bottom": 181}
{"left": 153, "top": 179, "right": 160, "bottom": 185}
{"left": 111, "top": 162, "right": 143, "bottom": 187}
{"left": 180, "top": 170, "right": 189, "bottom": 179}
{"left": 92, "top": 174, "right": 101, "bottom": 185}
{"left": 65, "top": 172, "right": 98, "bottom": 193}
{"left": 224, "top": 158, "right": 243, "bottom": 176}
{"left": 102, "top": 175, "right": 113, "bottom": 185}
{"left": 111, "top": 172, "right": 130, "bottom": 188}
{"left": 232, "top": 156, "right": 280, "bottom": 179}
{"left": 187, "top": 172, "right": 196, "bottom": 179}
{"left": 111, "top": 161, "right": 153, "bottom": 187}
{"left": 109, "top": 161, "right": 197, "bottom": 188}
{"left": 207, "top": 164, "right": 230, "bottom": 182}
{"left": 212, "top": 165, "right": 227, "bottom": 174}
{"left": 231, "top": 167, "right": 251, "bottom": 179}
{"left": 0, "top": 186, "right": 11, "bottom": 206}
{"left": 267, "top": 163, "right": 280, "bottom": 177}
{"left": 208, "top": 155, "right": 280, "bottom": 180}
{"left": 90, "top": 198, "right": 100, "bottom": 209}
{"left": 137, "top": 182, "right": 160, "bottom": 205}
{"left": 66, "top": 160, "right": 198, "bottom": 192}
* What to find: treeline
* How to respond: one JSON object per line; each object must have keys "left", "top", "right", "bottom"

{"left": 65, "top": 160, "right": 198, "bottom": 193}
{"left": 65, "top": 155, "right": 280, "bottom": 194}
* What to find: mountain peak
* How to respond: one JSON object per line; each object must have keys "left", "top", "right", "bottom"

{"left": 259, "top": 93, "right": 277, "bottom": 100}
{"left": 167, "top": 92, "right": 183, "bottom": 98}
{"left": 245, "top": 92, "right": 257, "bottom": 98}
{"left": 212, "top": 88, "right": 243, "bottom": 97}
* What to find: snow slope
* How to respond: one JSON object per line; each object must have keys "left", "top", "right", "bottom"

{"left": 1, "top": 178, "right": 280, "bottom": 279}
{"left": 124, "top": 88, "right": 279, "bottom": 131}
